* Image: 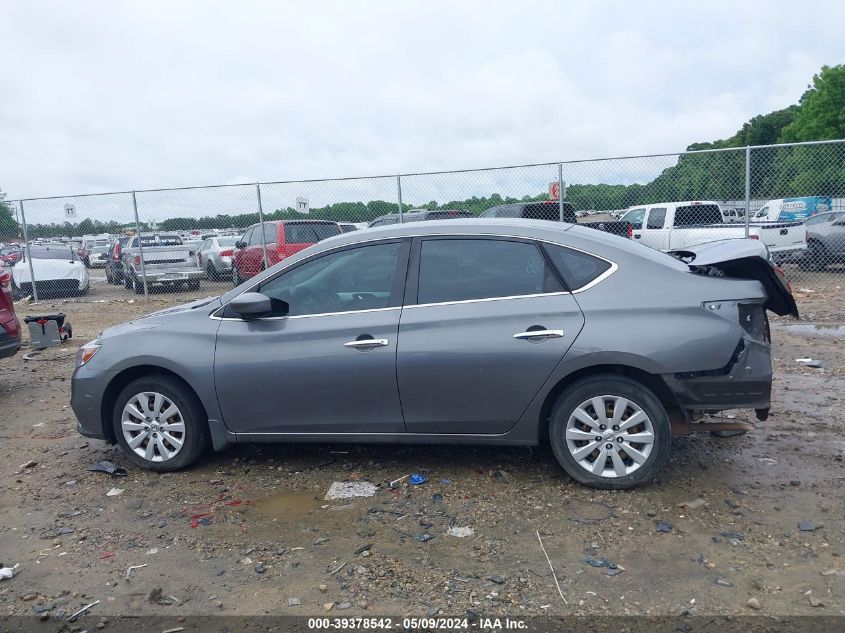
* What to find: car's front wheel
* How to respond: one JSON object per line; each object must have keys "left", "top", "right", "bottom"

{"left": 112, "top": 375, "right": 208, "bottom": 471}
{"left": 549, "top": 375, "right": 671, "bottom": 489}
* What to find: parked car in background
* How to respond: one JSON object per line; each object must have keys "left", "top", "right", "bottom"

{"left": 71, "top": 219, "right": 796, "bottom": 488}
{"left": 620, "top": 201, "right": 807, "bottom": 261}
{"left": 11, "top": 245, "right": 89, "bottom": 297}
{"left": 0, "top": 246, "right": 22, "bottom": 267}
{"left": 338, "top": 222, "right": 359, "bottom": 233}
{"left": 481, "top": 202, "right": 632, "bottom": 238}
{"left": 369, "top": 209, "right": 472, "bottom": 227}
{"left": 232, "top": 220, "right": 341, "bottom": 284}
{"left": 722, "top": 208, "right": 746, "bottom": 223}
{"left": 799, "top": 211, "right": 845, "bottom": 271}
{"left": 196, "top": 236, "right": 240, "bottom": 281}
{"left": 752, "top": 196, "right": 832, "bottom": 222}
{"left": 78, "top": 237, "right": 111, "bottom": 268}
{"left": 104, "top": 236, "right": 130, "bottom": 285}
{"left": 0, "top": 268, "right": 21, "bottom": 358}
{"left": 122, "top": 234, "right": 204, "bottom": 294}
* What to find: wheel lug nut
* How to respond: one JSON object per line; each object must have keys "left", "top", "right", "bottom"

{"left": 595, "top": 436, "right": 602, "bottom": 442}
{"left": 612, "top": 425, "right": 619, "bottom": 431}
{"left": 606, "top": 443, "right": 613, "bottom": 450}
{"left": 617, "top": 437, "right": 624, "bottom": 443}
{"left": 599, "top": 424, "right": 606, "bottom": 431}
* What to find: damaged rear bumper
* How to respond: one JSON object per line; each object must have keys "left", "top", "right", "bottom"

{"left": 663, "top": 337, "right": 772, "bottom": 412}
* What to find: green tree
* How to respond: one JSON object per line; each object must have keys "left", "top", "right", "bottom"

{"left": 0, "top": 190, "right": 20, "bottom": 240}
{"left": 779, "top": 65, "right": 845, "bottom": 142}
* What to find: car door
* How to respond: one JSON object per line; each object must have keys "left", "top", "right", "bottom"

{"left": 214, "top": 239, "right": 411, "bottom": 434}
{"left": 396, "top": 237, "right": 585, "bottom": 434}
{"left": 643, "top": 207, "right": 669, "bottom": 250}
{"left": 233, "top": 228, "right": 253, "bottom": 276}
{"left": 196, "top": 239, "right": 210, "bottom": 268}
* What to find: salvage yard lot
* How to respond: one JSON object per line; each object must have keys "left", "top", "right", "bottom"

{"left": 1, "top": 277, "right": 843, "bottom": 619}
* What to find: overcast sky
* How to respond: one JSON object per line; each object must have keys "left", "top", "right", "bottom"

{"left": 2, "top": 0, "right": 843, "bottom": 203}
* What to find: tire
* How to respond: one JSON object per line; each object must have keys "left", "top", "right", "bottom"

{"left": 124, "top": 274, "right": 132, "bottom": 289}
{"left": 105, "top": 268, "right": 113, "bottom": 284}
{"left": 548, "top": 375, "right": 671, "bottom": 490}
{"left": 112, "top": 375, "right": 208, "bottom": 471}
{"left": 207, "top": 262, "right": 219, "bottom": 282}
{"left": 799, "top": 240, "right": 827, "bottom": 272}
{"left": 132, "top": 275, "right": 144, "bottom": 295}
{"left": 232, "top": 266, "right": 241, "bottom": 287}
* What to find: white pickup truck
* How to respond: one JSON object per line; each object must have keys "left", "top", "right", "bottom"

{"left": 620, "top": 201, "right": 806, "bottom": 262}
{"left": 122, "top": 234, "right": 204, "bottom": 294}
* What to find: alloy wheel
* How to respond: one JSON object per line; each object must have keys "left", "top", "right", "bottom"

{"left": 565, "top": 395, "right": 655, "bottom": 478}
{"left": 121, "top": 391, "right": 186, "bottom": 462}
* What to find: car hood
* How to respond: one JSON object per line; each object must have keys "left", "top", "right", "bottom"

{"left": 669, "top": 239, "right": 799, "bottom": 318}
{"left": 99, "top": 296, "right": 222, "bottom": 339}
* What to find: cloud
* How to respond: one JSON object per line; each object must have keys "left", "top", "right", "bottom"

{"left": 1, "top": 0, "right": 843, "bottom": 215}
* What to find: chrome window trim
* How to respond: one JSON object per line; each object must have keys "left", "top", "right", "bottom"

{"left": 214, "top": 231, "right": 617, "bottom": 321}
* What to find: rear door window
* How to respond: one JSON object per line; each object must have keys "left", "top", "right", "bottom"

{"left": 416, "top": 238, "right": 561, "bottom": 304}
{"left": 285, "top": 223, "right": 342, "bottom": 243}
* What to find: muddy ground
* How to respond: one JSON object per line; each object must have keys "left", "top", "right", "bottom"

{"left": 0, "top": 273, "right": 843, "bottom": 624}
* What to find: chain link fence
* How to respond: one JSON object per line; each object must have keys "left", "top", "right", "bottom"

{"left": 1, "top": 139, "right": 842, "bottom": 303}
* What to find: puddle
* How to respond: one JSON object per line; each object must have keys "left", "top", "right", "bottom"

{"left": 249, "top": 490, "right": 323, "bottom": 519}
{"left": 776, "top": 323, "right": 845, "bottom": 338}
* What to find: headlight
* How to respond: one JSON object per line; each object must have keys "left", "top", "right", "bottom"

{"left": 78, "top": 342, "right": 101, "bottom": 367}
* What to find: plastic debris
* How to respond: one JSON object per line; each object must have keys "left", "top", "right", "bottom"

{"left": 324, "top": 481, "right": 377, "bottom": 500}
{"left": 447, "top": 526, "right": 474, "bottom": 538}
{"left": 409, "top": 474, "right": 428, "bottom": 485}
{"left": 796, "top": 358, "right": 823, "bottom": 368}
{"left": 414, "top": 533, "right": 434, "bottom": 542}
{"left": 106, "top": 487, "right": 124, "bottom": 497}
{"left": 655, "top": 521, "right": 674, "bottom": 533}
{"left": 67, "top": 600, "right": 100, "bottom": 623}
{"left": 125, "top": 563, "right": 147, "bottom": 581}
{"left": 678, "top": 498, "right": 706, "bottom": 509}
{"left": 0, "top": 563, "right": 20, "bottom": 580}
{"left": 88, "top": 460, "right": 127, "bottom": 476}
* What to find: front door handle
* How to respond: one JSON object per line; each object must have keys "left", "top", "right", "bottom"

{"left": 344, "top": 338, "right": 389, "bottom": 349}
{"left": 513, "top": 329, "right": 564, "bottom": 340}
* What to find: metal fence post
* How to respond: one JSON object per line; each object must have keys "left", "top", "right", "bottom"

{"left": 396, "top": 175, "right": 404, "bottom": 223}
{"left": 558, "top": 162, "right": 565, "bottom": 222}
{"left": 131, "top": 191, "right": 149, "bottom": 298}
{"left": 18, "top": 200, "right": 38, "bottom": 302}
{"left": 256, "top": 183, "right": 269, "bottom": 270}
{"left": 744, "top": 146, "right": 751, "bottom": 238}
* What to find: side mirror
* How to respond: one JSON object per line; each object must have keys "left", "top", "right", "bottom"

{"left": 235, "top": 241, "right": 246, "bottom": 249}
{"left": 230, "top": 292, "right": 273, "bottom": 319}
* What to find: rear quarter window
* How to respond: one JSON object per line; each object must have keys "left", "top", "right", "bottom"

{"left": 543, "top": 243, "right": 612, "bottom": 290}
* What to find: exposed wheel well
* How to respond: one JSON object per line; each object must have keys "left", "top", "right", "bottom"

{"left": 537, "top": 365, "right": 680, "bottom": 443}
{"left": 99, "top": 366, "right": 208, "bottom": 443}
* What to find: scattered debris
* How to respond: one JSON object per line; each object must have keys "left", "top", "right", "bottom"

{"left": 125, "top": 564, "right": 147, "bottom": 581}
{"left": 0, "top": 563, "right": 20, "bottom": 580}
{"left": 796, "top": 358, "right": 823, "bottom": 368}
{"left": 106, "top": 487, "right": 124, "bottom": 497}
{"left": 537, "top": 530, "right": 567, "bottom": 605}
{"left": 409, "top": 474, "right": 428, "bottom": 485}
{"left": 715, "top": 578, "right": 734, "bottom": 587}
{"left": 288, "top": 597, "right": 301, "bottom": 607}
{"left": 324, "top": 481, "right": 377, "bottom": 500}
{"left": 809, "top": 596, "right": 824, "bottom": 608}
{"left": 354, "top": 544, "right": 373, "bottom": 555}
{"left": 719, "top": 530, "right": 744, "bottom": 540}
{"left": 798, "top": 520, "right": 818, "bottom": 532}
{"left": 746, "top": 597, "right": 762, "bottom": 610}
{"left": 88, "top": 460, "right": 127, "bottom": 476}
{"left": 67, "top": 600, "right": 100, "bottom": 623}
{"left": 414, "top": 533, "right": 434, "bottom": 542}
{"left": 655, "top": 521, "right": 674, "bottom": 533}
{"left": 447, "top": 526, "right": 474, "bottom": 538}
{"left": 677, "top": 498, "right": 706, "bottom": 509}
{"left": 389, "top": 474, "right": 410, "bottom": 488}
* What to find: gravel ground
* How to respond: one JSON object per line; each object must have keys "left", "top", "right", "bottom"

{"left": 0, "top": 277, "right": 843, "bottom": 623}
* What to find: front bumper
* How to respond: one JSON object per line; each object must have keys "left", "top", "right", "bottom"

{"left": 664, "top": 337, "right": 772, "bottom": 412}
{"left": 70, "top": 364, "right": 113, "bottom": 441}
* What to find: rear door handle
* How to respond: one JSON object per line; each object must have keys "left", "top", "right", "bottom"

{"left": 513, "top": 329, "right": 564, "bottom": 340}
{"left": 344, "top": 338, "right": 389, "bottom": 349}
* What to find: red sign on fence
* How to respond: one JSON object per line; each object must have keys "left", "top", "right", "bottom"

{"left": 549, "top": 181, "right": 561, "bottom": 200}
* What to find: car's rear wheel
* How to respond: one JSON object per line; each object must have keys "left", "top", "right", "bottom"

{"left": 799, "top": 240, "right": 828, "bottom": 272}
{"left": 105, "top": 268, "right": 113, "bottom": 284}
{"left": 132, "top": 275, "right": 145, "bottom": 294}
{"left": 207, "top": 262, "right": 219, "bottom": 281}
{"left": 112, "top": 375, "right": 208, "bottom": 471}
{"left": 549, "top": 375, "right": 671, "bottom": 489}
{"left": 232, "top": 265, "right": 242, "bottom": 287}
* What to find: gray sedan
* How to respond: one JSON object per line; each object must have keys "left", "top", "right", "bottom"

{"left": 71, "top": 220, "right": 797, "bottom": 489}
{"left": 800, "top": 211, "right": 845, "bottom": 271}
{"left": 196, "top": 236, "right": 240, "bottom": 280}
